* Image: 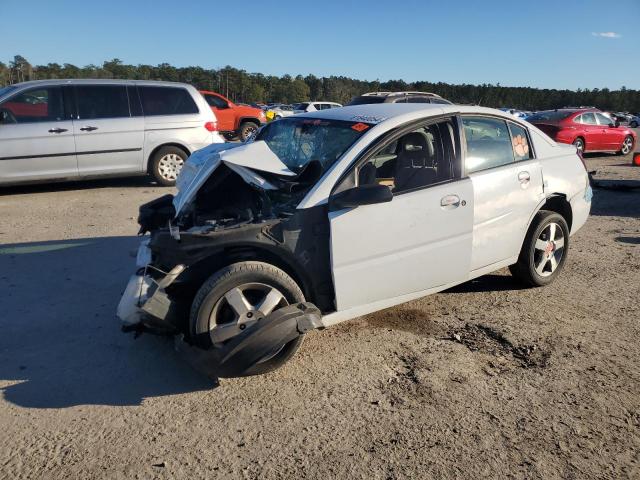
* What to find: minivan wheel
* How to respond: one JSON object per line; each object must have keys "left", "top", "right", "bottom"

{"left": 190, "top": 261, "right": 305, "bottom": 376}
{"left": 572, "top": 137, "right": 585, "bottom": 154}
{"left": 509, "top": 210, "right": 570, "bottom": 287}
{"left": 150, "top": 146, "right": 187, "bottom": 186}
{"left": 617, "top": 135, "right": 634, "bottom": 156}
{"left": 239, "top": 121, "right": 259, "bottom": 142}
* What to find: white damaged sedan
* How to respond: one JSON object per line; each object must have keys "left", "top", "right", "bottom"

{"left": 117, "top": 103, "right": 592, "bottom": 377}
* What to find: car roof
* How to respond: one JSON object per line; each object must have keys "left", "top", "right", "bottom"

{"left": 8, "top": 79, "right": 195, "bottom": 88}
{"left": 294, "top": 103, "right": 516, "bottom": 124}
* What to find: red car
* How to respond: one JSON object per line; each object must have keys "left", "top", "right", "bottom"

{"left": 200, "top": 91, "right": 266, "bottom": 141}
{"left": 529, "top": 109, "right": 636, "bottom": 156}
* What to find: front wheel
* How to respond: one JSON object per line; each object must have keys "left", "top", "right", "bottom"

{"left": 239, "top": 121, "right": 259, "bottom": 142}
{"left": 190, "top": 261, "right": 305, "bottom": 376}
{"left": 149, "top": 146, "right": 187, "bottom": 186}
{"left": 509, "top": 210, "right": 570, "bottom": 287}
{"left": 617, "top": 135, "right": 634, "bottom": 156}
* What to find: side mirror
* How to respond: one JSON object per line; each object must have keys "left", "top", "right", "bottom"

{"left": 329, "top": 184, "right": 393, "bottom": 211}
{"left": 217, "top": 102, "right": 230, "bottom": 110}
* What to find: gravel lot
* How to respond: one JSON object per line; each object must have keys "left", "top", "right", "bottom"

{"left": 1, "top": 147, "right": 639, "bottom": 479}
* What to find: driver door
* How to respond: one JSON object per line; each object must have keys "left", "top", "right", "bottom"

{"left": 0, "top": 86, "right": 77, "bottom": 184}
{"left": 328, "top": 118, "right": 474, "bottom": 312}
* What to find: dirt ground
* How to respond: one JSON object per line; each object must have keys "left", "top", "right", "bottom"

{"left": 1, "top": 149, "right": 639, "bottom": 479}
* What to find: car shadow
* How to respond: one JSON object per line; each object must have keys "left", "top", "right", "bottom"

{"left": 0, "top": 236, "right": 213, "bottom": 409}
{"left": 443, "top": 274, "right": 526, "bottom": 294}
{"left": 0, "top": 176, "right": 169, "bottom": 196}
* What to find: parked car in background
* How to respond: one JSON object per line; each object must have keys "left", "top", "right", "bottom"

{"left": 200, "top": 91, "right": 266, "bottom": 141}
{"left": 528, "top": 109, "right": 636, "bottom": 156}
{"left": 500, "top": 108, "right": 529, "bottom": 120}
{"left": 292, "top": 101, "right": 342, "bottom": 113}
{"left": 629, "top": 114, "right": 639, "bottom": 128}
{"left": 347, "top": 91, "right": 452, "bottom": 106}
{"left": 267, "top": 104, "right": 295, "bottom": 120}
{"left": 0, "top": 79, "right": 223, "bottom": 186}
{"left": 118, "top": 103, "right": 591, "bottom": 377}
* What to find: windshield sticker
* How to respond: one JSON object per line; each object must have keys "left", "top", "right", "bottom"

{"left": 351, "top": 122, "right": 370, "bottom": 132}
{"left": 350, "top": 115, "right": 386, "bottom": 124}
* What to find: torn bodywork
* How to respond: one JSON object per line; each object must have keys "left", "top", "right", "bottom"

{"left": 117, "top": 139, "right": 334, "bottom": 373}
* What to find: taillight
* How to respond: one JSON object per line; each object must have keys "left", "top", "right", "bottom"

{"left": 204, "top": 121, "right": 218, "bottom": 132}
{"left": 633, "top": 152, "right": 640, "bottom": 167}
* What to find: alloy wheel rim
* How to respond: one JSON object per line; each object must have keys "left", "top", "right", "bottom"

{"left": 243, "top": 125, "right": 258, "bottom": 141}
{"left": 574, "top": 139, "right": 584, "bottom": 152}
{"left": 533, "top": 222, "right": 565, "bottom": 278}
{"left": 209, "top": 282, "right": 289, "bottom": 345}
{"left": 158, "top": 154, "right": 184, "bottom": 181}
{"left": 622, "top": 137, "right": 633, "bottom": 155}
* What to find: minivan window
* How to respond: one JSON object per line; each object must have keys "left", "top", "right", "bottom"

{"left": 139, "top": 86, "right": 199, "bottom": 116}
{"left": 0, "top": 87, "right": 65, "bottom": 124}
{"left": 462, "top": 117, "right": 514, "bottom": 173}
{"left": 76, "top": 85, "right": 130, "bottom": 119}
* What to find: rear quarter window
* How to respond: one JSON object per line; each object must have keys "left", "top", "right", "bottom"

{"left": 139, "top": 86, "right": 199, "bottom": 116}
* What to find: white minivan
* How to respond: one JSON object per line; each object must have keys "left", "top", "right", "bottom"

{"left": 0, "top": 79, "right": 224, "bottom": 186}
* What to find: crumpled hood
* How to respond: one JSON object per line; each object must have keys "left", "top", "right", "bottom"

{"left": 173, "top": 141, "right": 296, "bottom": 216}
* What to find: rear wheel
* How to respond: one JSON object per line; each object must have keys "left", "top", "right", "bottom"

{"left": 150, "top": 146, "right": 187, "bottom": 186}
{"left": 239, "top": 121, "right": 259, "bottom": 142}
{"left": 509, "top": 210, "right": 570, "bottom": 287}
{"left": 617, "top": 135, "right": 634, "bottom": 156}
{"left": 572, "top": 137, "right": 585, "bottom": 155}
{"left": 190, "top": 261, "right": 305, "bottom": 376}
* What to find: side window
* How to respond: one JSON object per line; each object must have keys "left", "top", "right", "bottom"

{"left": 357, "top": 120, "right": 457, "bottom": 194}
{"left": 407, "top": 97, "right": 431, "bottom": 103}
{"left": 0, "top": 87, "right": 65, "bottom": 124}
{"left": 204, "top": 94, "right": 228, "bottom": 109}
{"left": 462, "top": 117, "right": 514, "bottom": 173}
{"left": 393, "top": 97, "right": 408, "bottom": 103}
{"left": 581, "top": 112, "right": 597, "bottom": 125}
{"left": 508, "top": 122, "right": 532, "bottom": 161}
{"left": 574, "top": 114, "right": 583, "bottom": 124}
{"left": 139, "top": 86, "right": 199, "bottom": 116}
{"left": 595, "top": 113, "right": 612, "bottom": 125}
{"left": 75, "top": 85, "right": 130, "bottom": 120}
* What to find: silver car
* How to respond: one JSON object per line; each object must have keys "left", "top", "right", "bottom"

{"left": 0, "top": 79, "right": 224, "bottom": 186}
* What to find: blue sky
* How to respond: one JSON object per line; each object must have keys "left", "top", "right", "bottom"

{"left": 1, "top": 0, "right": 638, "bottom": 90}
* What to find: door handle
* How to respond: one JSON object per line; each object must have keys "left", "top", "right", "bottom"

{"left": 48, "top": 128, "right": 68, "bottom": 134}
{"left": 440, "top": 194, "right": 461, "bottom": 209}
{"left": 79, "top": 126, "right": 98, "bottom": 132}
{"left": 518, "top": 171, "right": 530, "bottom": 183}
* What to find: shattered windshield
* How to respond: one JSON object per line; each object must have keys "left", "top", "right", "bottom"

{"left": 255, "top": 117, "right": 371, "bottom": 173}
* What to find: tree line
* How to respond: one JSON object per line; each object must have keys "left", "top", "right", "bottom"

{"left": 2, "top": 55, "right": 639, "bottom": 112}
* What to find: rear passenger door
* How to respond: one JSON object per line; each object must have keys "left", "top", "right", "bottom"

{"left": 73, "top": 85, "right": 144, "bottom": 176}
{"left": 0, "top": 86, "right": 78, "bottom": 184}
{"left": 462, "top": 116, "right": 544, "bottom": 271}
